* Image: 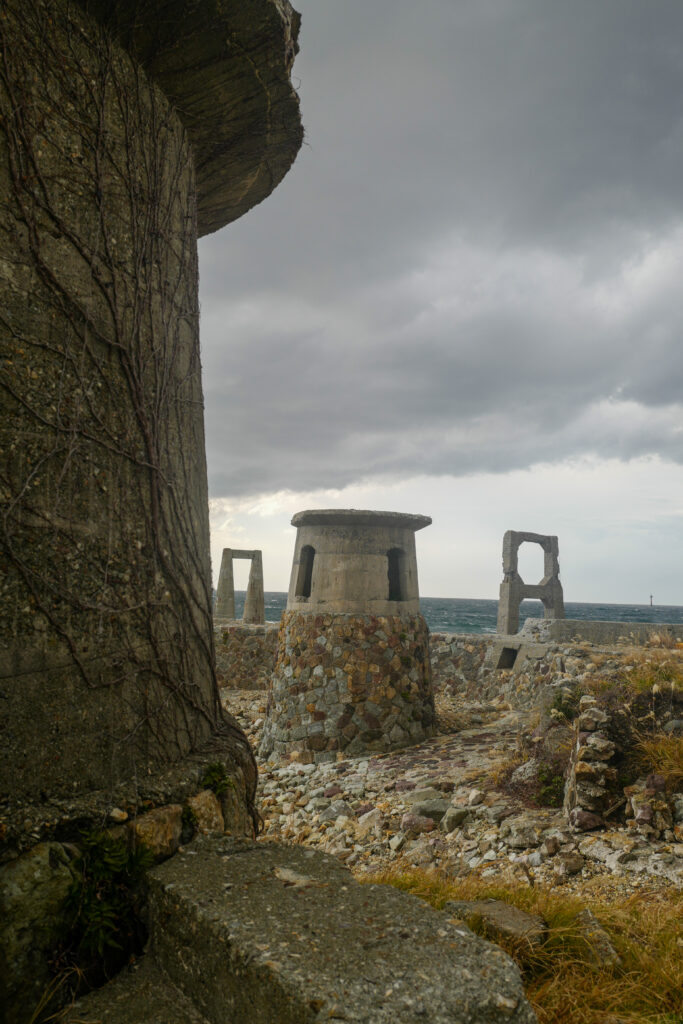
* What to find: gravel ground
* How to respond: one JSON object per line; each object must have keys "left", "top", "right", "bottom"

{"left": 223, "top": 688, "right": 683, "bottom": 896}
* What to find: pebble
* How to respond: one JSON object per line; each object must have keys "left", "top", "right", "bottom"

{"left": 224, "top": 688, "right": 683, "bottom": 895}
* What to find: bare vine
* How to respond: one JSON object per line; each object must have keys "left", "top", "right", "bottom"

{"left": 0, "top": 0, "right": 258, "bottom": 831}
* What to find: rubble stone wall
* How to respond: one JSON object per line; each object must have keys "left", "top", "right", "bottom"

{"left": 563, "top": 688, "right": 683, "bottom": 838}
{"left": 259, "top": 612, "right": 435, "bottom": 763}
{"left": 215, "top": 625, "right": 683, "bottom": 710}
{"left": 215, "top": 623, "right": 279, "bottom": 690}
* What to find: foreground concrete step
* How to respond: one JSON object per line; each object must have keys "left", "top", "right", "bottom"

{"left": 65, "top": 958, "right": 210, "bottom": 1023}
{"left": 147, "top": 836, "right": 536, "bottom": 1024}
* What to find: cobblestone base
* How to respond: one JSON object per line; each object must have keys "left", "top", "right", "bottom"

{"left": 259, "top": 612, "right": 435, "bottom": 763}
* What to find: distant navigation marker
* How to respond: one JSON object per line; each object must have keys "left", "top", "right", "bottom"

{"left": 650, "top": 594, "right": 653, "bottom": 606}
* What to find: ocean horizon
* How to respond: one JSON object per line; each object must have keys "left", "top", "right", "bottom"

{"left": 230, "top": 592, "right": 683, "bottom": 635}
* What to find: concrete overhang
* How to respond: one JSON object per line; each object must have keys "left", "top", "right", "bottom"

{"left": 291, "top": 509, "right": 433, "bottom": 532}
{"left": 79, "top": 0, "right": 303, "bottom": 236}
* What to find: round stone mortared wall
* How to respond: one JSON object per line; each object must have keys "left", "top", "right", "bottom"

{"left": 259, "top": 611, "right": 435, "bottom": 763}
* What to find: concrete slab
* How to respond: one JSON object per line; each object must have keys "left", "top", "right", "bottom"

{"left": 65, "top": 959, "right": 210, "bottom": 1024}
{"left": 146, "top": 836, "right": 536, "bottom": 1024}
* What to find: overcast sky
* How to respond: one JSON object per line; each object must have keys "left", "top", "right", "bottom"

{"left": 199, "top": 0, "right": 683, "bottom": 603}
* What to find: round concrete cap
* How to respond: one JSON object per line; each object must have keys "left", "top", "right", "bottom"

{"left": 83, "top": 0, "right": 303, "bottom": 236}
{"left": 291, "top": 509, "right": 432, "bottom": 531}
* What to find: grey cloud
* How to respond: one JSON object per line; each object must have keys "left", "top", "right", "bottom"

{"left": 199, "top": 0, "right": 683, "bottom": 500}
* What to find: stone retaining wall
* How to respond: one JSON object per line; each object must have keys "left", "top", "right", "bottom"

{"left": 563, "top": 687, "right": 683, "bottom": 837}
{"left": 0, "top": 755, "right": 252, "bottom": 1022}
{"left": 215, "top": 624, "right": 683, "bottom": 710}
{"left": 430, "top": 633, "right": 589, "bottom": 709}
{"left": 215, "top": 623, "right": 279, "bottom": 690}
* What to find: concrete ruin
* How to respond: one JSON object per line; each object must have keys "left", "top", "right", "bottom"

{"left": 214, "top": 548, "right": 265, "bottom": 624}
{"left": 259, "top": 510, "right": 437, "bottom": 762}
{"left": 0, "top": 0, "right": 301, "bottom": 815}
{"left": 65, "top": 836, "right": 535, "bottom": 1024}
{"left": 0, "top": 0, "right": 302, "bottom": 1017}
{"left": 497, "top": 530, "right": 565, "bottom": 635}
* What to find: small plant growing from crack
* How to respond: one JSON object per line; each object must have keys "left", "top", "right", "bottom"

{"left": 58, "top": 830, "right": 153, "bottom": 993}
{"left": 200, "top": 761, "right": 235, "bottom": 796}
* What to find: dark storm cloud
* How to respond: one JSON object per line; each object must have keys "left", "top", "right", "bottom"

{"left": 199, "top": 0, "right": 683, "bottom": 499}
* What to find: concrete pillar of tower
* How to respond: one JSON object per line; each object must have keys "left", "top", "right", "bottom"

{"left": 243, "top": 551, "right": 265, "bottom": 624}
{"left": 215, "top": 549, "right": 236, "bottom": 620}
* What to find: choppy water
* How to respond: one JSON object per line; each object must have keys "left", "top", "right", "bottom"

{"left": 233, "top": 593, "right": 683, "bottom": 635}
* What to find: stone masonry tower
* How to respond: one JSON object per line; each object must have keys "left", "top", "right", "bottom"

{"left": 260, "top": 510, "right": 436, "bottom": 762}
{"left": 0, "top": 0, "right": 302, "bottom": 829}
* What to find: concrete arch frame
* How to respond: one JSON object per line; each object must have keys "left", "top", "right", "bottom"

{"left": 496, "top": 530, "right": 565, "bottom": 635}
{"left": 215, "top": 549, "right": 265, "bottom": 624}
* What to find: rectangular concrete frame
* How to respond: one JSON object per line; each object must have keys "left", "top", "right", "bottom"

{"left": 214, "top": 548, "right": 265, "bottom": 624}
{"left": 497, "top": 530, "right": 565, "bottom": 635}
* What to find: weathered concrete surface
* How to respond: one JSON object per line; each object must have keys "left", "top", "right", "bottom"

{"left": 497, "top": 531, "right": 564, "bottom": 635}
{"left": 81, "top": 0, "right": 303, "bottom": 236}
{"left": 141, "top": 836, "right": 536, "bottom": 1024}
{"left": 521, "top": 618, "right": 683, "bottom": 645}
{"left": 65, "top": 958, "right": 211, "bottom": 1024}
{"left": 1, "top": 0, "right": 217, "bottom": 804}
{"left": 215, "top": 548, "right": 266, "bottom": 623}
{"left": 444, "top": 900, "right": 547, "bottom": 950}
{"left": 1, "top": 0, "right": 300, "bottom": 819}
{"left": 243, "top": 550, "right": 266, "bottom": 624}
{"left": 215, "top": 549, "right": 237, "bottom": 620}
{"left": 287, "top": 509, "right": 431, "bottom": 617}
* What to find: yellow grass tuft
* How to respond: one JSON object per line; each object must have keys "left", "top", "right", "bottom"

{"left": 622, "top": 655, "right": 683, "bottom": 694}
{"left": 358, "top": 867, "right": 683, "bottom": 1024}
{"left": 636, "top": 734, "right": 683, "bottom": 791}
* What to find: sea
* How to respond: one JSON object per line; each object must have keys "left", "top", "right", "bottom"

{"left": 232, "top": 593, "right": 683, "bottom": 635}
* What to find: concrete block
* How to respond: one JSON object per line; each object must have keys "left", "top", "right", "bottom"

{"left": 146, "top": 836, "right": 536, "bottom": 1024}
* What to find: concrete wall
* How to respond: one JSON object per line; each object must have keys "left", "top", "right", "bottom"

{"left": 286, "top": 510, "right": 430, "bottom": 617}
{"left": 0, "top": 0, "right": 302, "bottom": 823}
{"left": 497, "top": 531, "right": 564, "bottom": 634}
{"left": 521, "top": 618, "right": 683, "bottom": 645}
{"left": 0, "top": 0, "right": 216, "bottom": 803}
{"left": 0, "top": 3, "right": 302, "bottom": 1015}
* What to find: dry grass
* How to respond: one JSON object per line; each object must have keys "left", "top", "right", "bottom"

{"left": 27, "top": 968, "right": 84, "bottom": 1024}
{"left": 358, "top": 867, "right": 683, "bottom": 1024}
{"left": 636, "top": 734, "right": 683, "bottom": 791}
{"left": 646, "top": 633, "right": 679, "bottom": 650}
{"left": 487, "top": 751, "right": 525, "bottom": 789}
{"left": 580, "top": 653, "right": 683, "bottom": 704}
{"left": 620, "top": 655, "right": 683, "bottom": 695}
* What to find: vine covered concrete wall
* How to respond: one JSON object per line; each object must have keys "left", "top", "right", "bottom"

{"left": 0, "top": 0, "right": 302, "bottom": 826}
{"left": 0, "top": 0, "right": 219, "bottom": 803}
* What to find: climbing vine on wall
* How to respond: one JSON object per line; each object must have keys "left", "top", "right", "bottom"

{"left": 0, "top": 0, "right": 258, "bottom": 828}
